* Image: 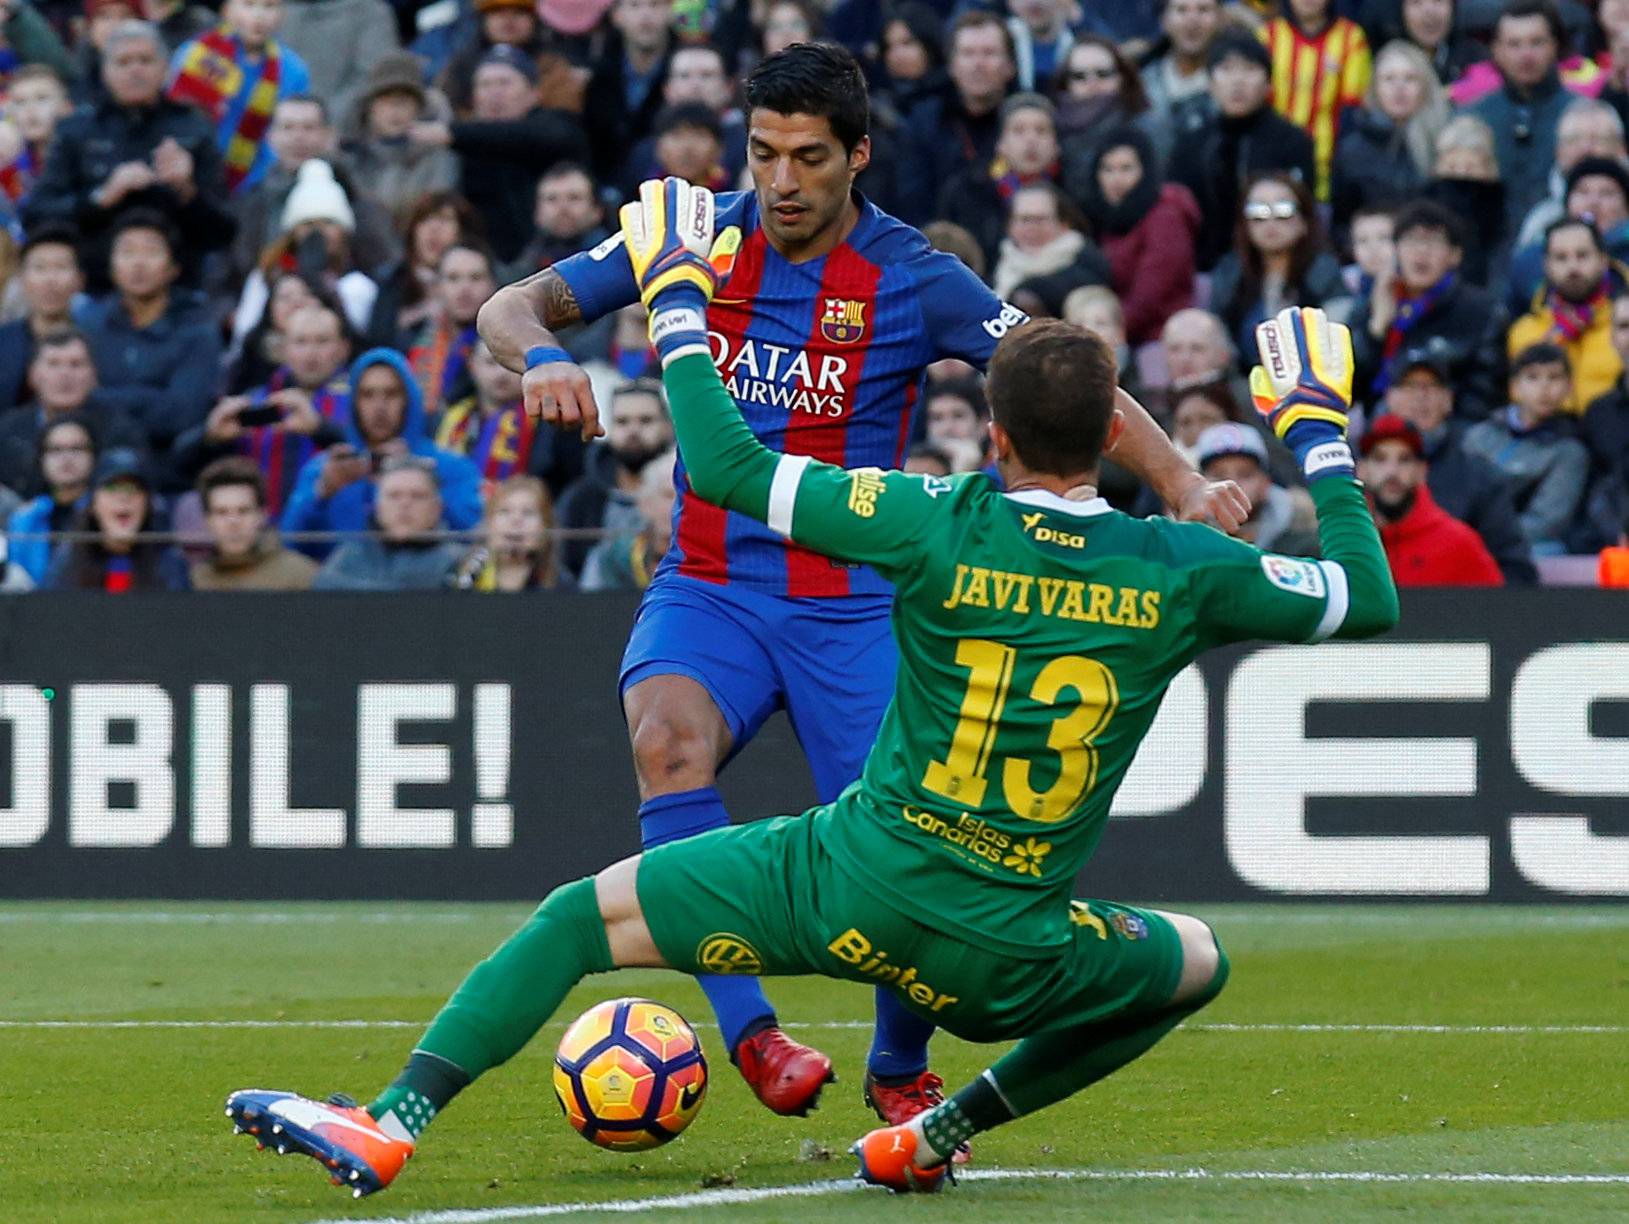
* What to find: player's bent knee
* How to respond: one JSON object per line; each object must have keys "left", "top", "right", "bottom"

{"left": 625, "top": 679, "right": 731, "bottom": 794}
{"left": 1161, "top": 912, "right": 1227, "bottom": 1008}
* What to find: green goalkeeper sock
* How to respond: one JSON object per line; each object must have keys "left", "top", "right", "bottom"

{"left": 914, "top": 946, "right": 1230, "bottom": 1160}
{"left": 367, "top": 876, "right": 613, "bottom": 1140}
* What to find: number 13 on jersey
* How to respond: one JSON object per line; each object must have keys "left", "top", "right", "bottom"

{"left": 921, "top": 638, "right": 1120, "bottom": 825}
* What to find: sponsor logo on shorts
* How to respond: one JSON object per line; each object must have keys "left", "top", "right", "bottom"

{"left": 826, "top": 928, "right": 959, "bottom": 1013}
{"left": 696, "top": 933, "right": 763, "bottom": 974}
{"left": 1111, "top": 912, "right": 1149, "bottom": 941}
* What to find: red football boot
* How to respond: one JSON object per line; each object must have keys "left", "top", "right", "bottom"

{"left": 863, "top": 1070, "right": 971, "bottom": 1164}
{"left": 734, "top": 1027, "right": 835, "bottom": 1116}
{"left": 850, "top": 1122, "right": 951, "bottom": 1193}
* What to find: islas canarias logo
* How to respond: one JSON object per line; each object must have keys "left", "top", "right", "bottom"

{"left": 820, "top": 297, "right": 866, "bottom": 344}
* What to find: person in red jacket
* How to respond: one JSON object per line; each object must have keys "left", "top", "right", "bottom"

{"left": 1359, "top": 413, "right": 1504, "bottom": 587}
{"left": 1071, "top": 124, "right": 1199, "bottom": 345}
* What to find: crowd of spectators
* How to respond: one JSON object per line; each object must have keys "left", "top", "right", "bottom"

{"left": 0, "top": 0, "right": 1626, "bottom": 592}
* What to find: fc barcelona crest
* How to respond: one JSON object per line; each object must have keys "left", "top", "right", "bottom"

{"left": 820, "top": 297, "right": 866, "bottom": 344}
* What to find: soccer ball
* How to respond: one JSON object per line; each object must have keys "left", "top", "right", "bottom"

{"left": 553, "top": 997, "right": 708, "bottom": 1151}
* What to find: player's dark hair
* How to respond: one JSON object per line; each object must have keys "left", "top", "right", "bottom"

{"left": 1510, "top": 340, "right": 1571, "bottom": 378}
{"left": 1391, "top": 199, "right": 1463, "bottom": 252}
{"left": 198, "top": 455, "right": 267, "bottom": 510}
{"left": 745, "top": 43, "right": 869, "bottom": 152}
{"left": 987, "top": 319, "right": 1118, "bottom": 476}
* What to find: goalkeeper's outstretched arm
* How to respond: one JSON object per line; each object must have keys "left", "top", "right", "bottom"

{"left": 1194, "top": 309, "right": 1397, "bottom": 646}
{"left": 1257, "top": 307, "right": 1398, "bottom": 640}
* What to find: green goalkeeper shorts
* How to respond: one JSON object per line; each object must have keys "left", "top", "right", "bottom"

{"left": 635, "top": 808, "right": 1185, "bottom": 1044}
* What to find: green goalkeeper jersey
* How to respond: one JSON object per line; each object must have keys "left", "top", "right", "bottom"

{"left": 661, "top": 353, "right": 1397, "bottom": 958}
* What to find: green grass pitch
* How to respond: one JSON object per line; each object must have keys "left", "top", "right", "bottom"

{"left": 3, "top": 902, "right": 1626, "bottom": 1223}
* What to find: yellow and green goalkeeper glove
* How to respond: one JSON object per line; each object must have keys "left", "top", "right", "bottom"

{"left": 619, "top": 177, "right": 741, "bottom": 364}
{"left": 1248, "top": 306, "right": 1356, "bottom": 482}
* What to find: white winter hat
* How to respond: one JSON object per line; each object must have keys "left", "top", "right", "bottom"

{"left": 280, "top": 159, "right": 356, "bottom": 233}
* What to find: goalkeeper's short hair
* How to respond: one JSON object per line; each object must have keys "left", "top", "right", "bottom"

{"left": 986, "top": 319, "right": 1118, "bottom": 478}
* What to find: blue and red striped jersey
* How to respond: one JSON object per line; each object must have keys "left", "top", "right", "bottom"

{"left": 555, "top": 190, "right": 1026, "bottom": 597}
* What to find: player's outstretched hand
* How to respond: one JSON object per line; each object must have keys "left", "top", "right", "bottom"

{"left": 619, "top": 178, "right": 741, "bottom": 363}
{"left": 1248, "top": 307, "right": 1356, "bottom": 482}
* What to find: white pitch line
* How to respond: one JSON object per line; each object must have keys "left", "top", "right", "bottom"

{"left": 3, "top": 1019, "right": 1625, "bottom": 1034}
{"left": 5, "top": 909, "right": 1629, "bottom": 928}
{"left": 300, "top": 1166, "right": 1629, "bottom": 1224}
{"left": 0, "top": 911, "right": 477, "bottom": 924}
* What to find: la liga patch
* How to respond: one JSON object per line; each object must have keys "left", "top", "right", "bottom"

{"left": 1260, "top": 555, "right": 1327, "bottom": 599}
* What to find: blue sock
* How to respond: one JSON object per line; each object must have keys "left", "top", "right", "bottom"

{"left": 638, "top": 787, "right": 776, "bottom": 1051}
{"left": 867, "top": 987, "right": 935, "bottom": 1080}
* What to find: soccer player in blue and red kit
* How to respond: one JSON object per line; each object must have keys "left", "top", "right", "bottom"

{"left": 478, "top": 43, "right": 1249, "bottom": 1127}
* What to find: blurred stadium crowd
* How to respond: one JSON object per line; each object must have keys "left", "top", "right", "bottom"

{"left": 0, "top": 0, "right": 1627, "bottom": 592}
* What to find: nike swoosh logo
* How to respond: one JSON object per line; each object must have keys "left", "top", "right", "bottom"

{"left": 679, "top": 1083, "right": 704, "bottom": 1110}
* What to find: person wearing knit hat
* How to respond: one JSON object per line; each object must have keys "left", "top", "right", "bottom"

{"left": 167, "top": 0, "right": 313, "bottom": 196}
{"left": 1359, "top": 412, "right": 1504, "bottom": 587}
{"left": 226, "top": 158, "right": 378, "bottom": 357}
{"left": 340, "top": 52, "right": 457, "bottom": 217}
{"left": 281, "top": 158, "right": 355, "bottom": 232}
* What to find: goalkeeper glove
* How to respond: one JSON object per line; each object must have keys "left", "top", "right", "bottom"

{"left": 1248, "top": 306, "right": 1356, "bottom": 482}
{"left": 618, "top": 177, "right": 741, "bottom": 364}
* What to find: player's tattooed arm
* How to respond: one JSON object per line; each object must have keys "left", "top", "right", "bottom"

{"left": 478, "top": 269, "right": 605, "bottom": 440}
{"left": 477, "top": 268, "right": 583, "bottom": 373}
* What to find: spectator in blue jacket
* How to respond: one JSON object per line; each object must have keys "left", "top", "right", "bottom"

{"left": 281, "top": 346, "right": 482, "bottom": 550}
{"left": 5, "top": 414, "right": 96, "bottom": 585}
{"left": 80, "top": 208, "right": 223, "bottom": 469}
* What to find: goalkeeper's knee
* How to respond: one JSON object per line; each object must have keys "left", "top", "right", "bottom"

{"left": 1162, "top": 911, "right": 1229, "bottom": 1009}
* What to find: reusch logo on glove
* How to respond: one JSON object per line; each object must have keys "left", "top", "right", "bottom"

{"left": 1263, "top": 325, "right": 1291, "bottom": 381}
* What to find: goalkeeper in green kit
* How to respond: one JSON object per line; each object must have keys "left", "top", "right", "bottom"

{"left": 223, "top": 179, "right": 1399, "bottom": 1197}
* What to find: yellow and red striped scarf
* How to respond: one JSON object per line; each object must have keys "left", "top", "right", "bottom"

{"left": 168, "top": 27, "right": 282, "bottom": 193}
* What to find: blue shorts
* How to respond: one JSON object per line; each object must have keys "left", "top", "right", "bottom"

{"left": 620, "top": 575, "right": 896, "bottom": 803}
